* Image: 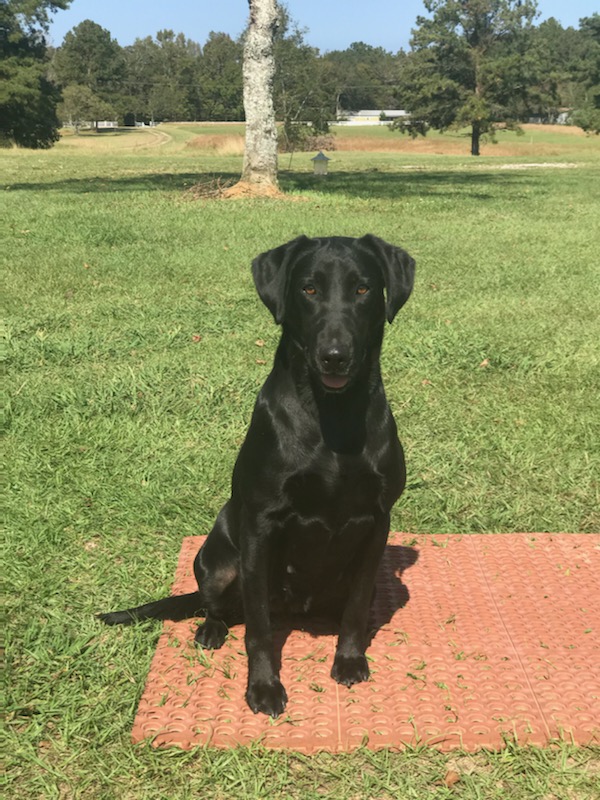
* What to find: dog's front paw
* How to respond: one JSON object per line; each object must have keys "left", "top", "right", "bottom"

{"left": 331, "top": 653, "right": 370, "bottom": 687}
{"left": 246, "top": 678, "right": 288, "bottom": 717}
{"left": 194, "top": 618, "right": 228, "bottom": 650}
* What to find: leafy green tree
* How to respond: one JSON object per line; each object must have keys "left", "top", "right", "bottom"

{"left": 526, "top": 14, "right": 600, "bottom": 132}
{"left": 150, "top": 30, "right": 199, "bottom": 120}
{"left": 323, "top": 42, "right": 399, "bottom": 115}
{"left": 0, "top": 1, "right": 70, "bottom": 148}
{"left": 52, "top": 19, "right": 125, "bottom": 102}
{"left": 122, "top": 30, "right": 202, "bottom": 123}
{"left": 199, "top": 32, "right": 243, "bottom": 120}
{"left": 529, "top": 19, "right": 581, "bottom": 114}
{"left": 272, "top": 12, "right": 330, "bottom": 148}
{"left": 121, "top": 36, "right": 161, "bottom": 123}
{"left": 394, "top": 0, "right": 539, "bottom": 155}
{"left": 57, "top": 83, "right": 115, "bottom": 131}
{"left": 5, "top": 1, "right": 69, "bottom": 29}
{"left": 571, "top": 14, "right": 600, "bottom": 133}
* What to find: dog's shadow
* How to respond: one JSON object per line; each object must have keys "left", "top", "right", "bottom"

{"left": 271, "top": 544, "right": 419, "bottom": 666}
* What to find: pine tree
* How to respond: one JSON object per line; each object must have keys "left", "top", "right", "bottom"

{"left": 0, "top": 1, "right": 70, "bottom": 148}
{"left": 395, "top": 0, "right": 539, "bottom": 155}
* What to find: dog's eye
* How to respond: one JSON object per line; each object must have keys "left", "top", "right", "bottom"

{"left": 303, "top": 285, "right": 317, "bottom": 296}
{"left": 356, "top": 285, "right": 369, "bottom": 295}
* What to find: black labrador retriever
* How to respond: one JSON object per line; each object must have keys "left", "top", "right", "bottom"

{"left": 100, "top": 234, "right": 415, "bottom": 718}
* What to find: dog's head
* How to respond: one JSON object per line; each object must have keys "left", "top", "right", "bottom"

{"left": 252, "top": 235, "right": 415, "bottom": 392}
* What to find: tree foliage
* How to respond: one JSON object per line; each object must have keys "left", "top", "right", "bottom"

{"left": 133, "top": 30, "right": 238, "bottom": 123}
{"left": 5, "top": 2, "right": 597, "bottom": 149}
{"left": 48, "top": 6, "right": 600, "bottom": 138}
{"left": 57, "top": 83, "right": 115, "bottom": 131}
{"left": 394, "top": 0, "right": 539, "bottom": 155}
{"left": 273, "top": 10, "right": 331, "bottom": 151}
{"left": 565, "top": 14, "right": 600, "bottom": 134}
{"left": 323, "top": 42, "right": 399, "bottom": 115}
{"left": 0, "top": 0, "right": 69, "bottom": 148}
{"left": 52, "top": 19, "right": 125, "bottom": 100}
{"left": 199, "top": 32, "right": 243, "bottom": 121}
{"left": 6, "top": 0, "right": 69, "bottom": 30}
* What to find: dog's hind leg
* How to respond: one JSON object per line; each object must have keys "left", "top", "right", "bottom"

{"left": 193, "top": 570, "right": 241, "bottom": 650}
{"left": 193, "top": 505, "right": 242, "bottom": 650}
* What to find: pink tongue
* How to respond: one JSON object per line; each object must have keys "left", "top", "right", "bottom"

{"left": 321, "top": 374, "right": 349, "bottom": 390}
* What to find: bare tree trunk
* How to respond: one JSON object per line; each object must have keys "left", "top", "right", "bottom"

{"left": 471, "top": 121, "right": 481, "bottom": 156}
{"left": 240, "top": 0, "right": 279, "bottom": 190}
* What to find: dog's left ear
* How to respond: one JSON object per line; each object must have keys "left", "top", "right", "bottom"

{"left": 357, "top": 234, "right": 415, "bottom": 322}
{"left": 252, "top": 235, "right": 311, "bottom": 324}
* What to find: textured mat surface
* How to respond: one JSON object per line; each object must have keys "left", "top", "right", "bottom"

{"left": 131, "top": 533, "right": 599, "bottom": 752}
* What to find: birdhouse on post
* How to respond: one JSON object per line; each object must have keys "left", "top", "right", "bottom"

{"left": 311, "top": 151, "right": 330, "bottom": 176}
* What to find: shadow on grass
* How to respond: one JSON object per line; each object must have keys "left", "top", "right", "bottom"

{"left": 4, "top": 172, "right": 235, "bottom": 194}
{"left": 6, "top": 168, "right": 530, "bottom": 201}
{"left": 280, "top": 169, "right": 527, "bottom": 201}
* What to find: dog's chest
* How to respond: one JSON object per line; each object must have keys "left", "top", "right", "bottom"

{"left": 264, "top": 447, "right": 394, "bottom": 614}
{"left": 283, "top": 460, "right": 382, "bottom": 524}
{"left": 274, "top": 466, "right": 379, "bottom": 613}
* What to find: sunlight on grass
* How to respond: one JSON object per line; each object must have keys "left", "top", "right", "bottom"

{"left": 3, "top": 126, "right": 600, "bottom": 798}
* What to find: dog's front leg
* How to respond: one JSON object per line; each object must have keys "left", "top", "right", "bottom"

{"left": 331, "top": 518, "right": 389, "bottom": 687}
{"left": 240, "top": 526, "right": 288, "bottom": 717}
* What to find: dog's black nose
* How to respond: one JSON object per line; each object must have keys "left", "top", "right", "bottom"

{"left": 319, "top": 346, "right": 348, "bottom": 373}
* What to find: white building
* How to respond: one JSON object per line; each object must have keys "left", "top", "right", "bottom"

{"left": 335, "top": 110, "right": 409, "bottom": 126}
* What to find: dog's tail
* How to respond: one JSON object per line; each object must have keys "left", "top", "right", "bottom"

{"left": 98, "top": 591, "right": 204, "bottom": 626}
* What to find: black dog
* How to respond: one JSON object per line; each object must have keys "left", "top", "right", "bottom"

{"left": 100, "top": 235, "right": 415, "bottom": 718}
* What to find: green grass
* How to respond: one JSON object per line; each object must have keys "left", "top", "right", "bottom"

{"left": 3, "top": 124, "right": 600, "bottom": 798}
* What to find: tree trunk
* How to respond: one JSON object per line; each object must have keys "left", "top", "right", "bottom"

{"left": 240, "top": 0, "right": 279, "bottom": 189}
{"left": 471, "top": 121, "right": 481, "bottom": 156}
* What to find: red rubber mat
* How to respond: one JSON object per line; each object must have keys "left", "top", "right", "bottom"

{"left": 131, "top": 533, "right": 599, "bottom": 752}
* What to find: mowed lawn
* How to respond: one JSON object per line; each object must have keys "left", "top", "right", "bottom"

{"left": 3, "top": 124, "right": 600, "bottom": 798}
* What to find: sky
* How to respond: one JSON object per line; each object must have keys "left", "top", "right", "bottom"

{"left": 47, "top": 0, "right": 598, "bottom": 53}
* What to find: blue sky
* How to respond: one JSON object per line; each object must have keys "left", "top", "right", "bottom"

{"left": 47, "top": 0, "right": 598, "bottom": 52}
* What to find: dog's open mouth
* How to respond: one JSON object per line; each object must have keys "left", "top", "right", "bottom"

{"left": 320, "top": 374, "right": 350, "bottom": 390}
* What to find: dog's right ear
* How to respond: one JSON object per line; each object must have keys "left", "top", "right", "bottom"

{"left": 357, "top": 234, "right": 415, "bottom": 323}
{"left": 252, "top": 236, "right": 311, "bottom": 324}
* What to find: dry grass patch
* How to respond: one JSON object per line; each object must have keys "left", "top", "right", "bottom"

{"left": 185, "top": 134, "right": 245, "bottom": 155}
{"left": 57, "top": 128, "right": 171, "bottom": 151}
{"left": 334, "top": 136, "right": 579, "bottom": 158}
{"left": 334, "top": 135, "right": 470, "bottom": 155}
{"left": 332, "top": 124, "right": 595, "bottom": 157}
{"left": 524, "top": 123, "right": 587, "bottom": 136}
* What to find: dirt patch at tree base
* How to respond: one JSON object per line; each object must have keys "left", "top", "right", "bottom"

{"left": 222, "top": 180, "right": 285, "bottom": 199}
{"left": 183, "top": 177, "right": 237, "bottom": 199}
{"left": 184, "top": 177, "right": 292, "bottom": 201}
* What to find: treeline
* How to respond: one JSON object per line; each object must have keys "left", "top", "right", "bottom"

{"left": 50, "top": 8, "right": 600, "bottom": 134}
{"left": 2, "top": 1, "right": 599, "bottom": 150}
{"left": 48, "top": 9, "right": 599, "bottom": 138}
{"left": 48, "top": 15, "right": 403, "bottom": 132}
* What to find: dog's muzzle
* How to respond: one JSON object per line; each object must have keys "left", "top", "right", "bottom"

{"left": 318, "top": 344, "right": 351, "bottom": 390}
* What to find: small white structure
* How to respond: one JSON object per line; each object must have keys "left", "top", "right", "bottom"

{"left": 527, "top": 111, "right": 571, "bottom": 125}
{"left": 335, "top": 109, "right": 409, "bottom": 126}
{"left": 311, "top": 151, "right": 330, "bottom": 176}
{"left": 96, "top": 120, "right": 118, "bottom": 129}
